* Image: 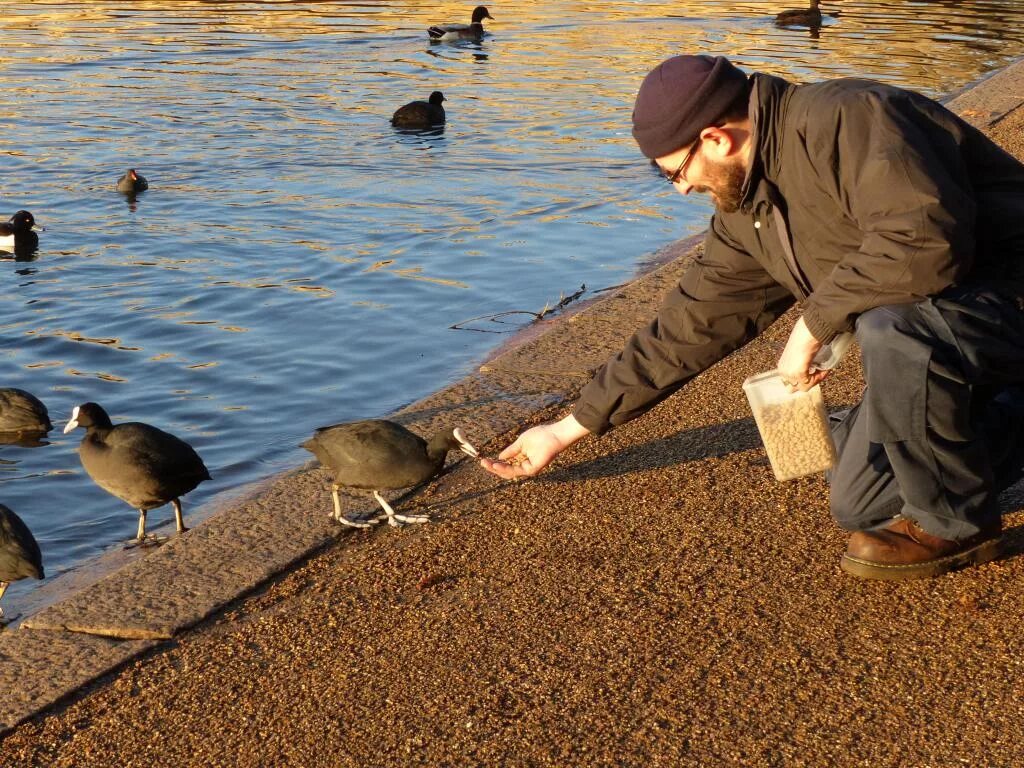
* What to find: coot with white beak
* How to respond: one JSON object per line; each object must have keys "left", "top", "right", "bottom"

{"left": 303, "top": 420, "right": 478, "bottom": 528}
{"left": 64, "top": 402, "right": 211, "bottom": 545}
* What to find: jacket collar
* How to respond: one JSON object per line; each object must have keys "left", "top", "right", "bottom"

{"left": 739, "top": 72, "right": 796, "bottom": 212}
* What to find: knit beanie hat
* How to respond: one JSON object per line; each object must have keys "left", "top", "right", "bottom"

{"left": 632, "top": 55, "right": 749, "bottom": 159}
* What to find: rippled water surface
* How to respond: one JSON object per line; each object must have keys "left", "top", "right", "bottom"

{"left": 2, "top": 0, "right": 1024, "bottom": 606}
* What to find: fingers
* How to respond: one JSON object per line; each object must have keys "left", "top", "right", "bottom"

{"left": 781, "top": 369, "right": 829, "bottom": 391}
{"left": 479, "top": 457, "right": 529, "bottom": 480}
{"left": 497, "top": 438, "right": 523, "bottom": 461}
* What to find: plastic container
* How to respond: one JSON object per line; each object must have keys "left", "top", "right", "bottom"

{"left": 810, "top": 331, "right": 854, "bottom": 372}
{"left": 742, "top": 370, "right": 838, "bottom": 481}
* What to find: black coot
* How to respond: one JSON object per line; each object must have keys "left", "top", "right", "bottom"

{"left": 64, "top": 402, "right": 211, "bottom": 544}
{"left": 0, "top": 504, "right": 44, "bottom": 622}
{"left": 0, "top": 388, "right": 52, "bottom": 434}
{"left": 302, "top": 419, "right": 478, "bottom": 527}
{"left": 391, "top": 91, "right": 447, "bottom": 129}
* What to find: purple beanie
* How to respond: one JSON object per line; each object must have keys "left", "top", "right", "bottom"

{"left": 632, "top": 55, "right": 749, "bottom": 159}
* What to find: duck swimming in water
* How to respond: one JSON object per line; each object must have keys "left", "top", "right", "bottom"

{"left": 0, "top": 388, "right": 52, "bottom": 436}
{"left": 775, "top": 0, "right": 823, "bottom": 26}
{"left": 0, "top": 211, "right": 42, "bottom": 254}
{"left": 391, "top": 91, "right": 446, "bottom": 128}
{"left": 116, "top": 168, "right": 149, "bottom": 194}
{"left": 428, "top": 6, "right": 493, "bottom": 41}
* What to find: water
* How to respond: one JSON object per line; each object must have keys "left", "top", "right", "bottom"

{"left": 2, "top": 0, "right": 1023, "bottom": 608}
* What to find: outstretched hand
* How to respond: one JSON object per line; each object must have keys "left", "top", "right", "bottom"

{"left": 479, "top": 414, "right": 591, "bottom": 480}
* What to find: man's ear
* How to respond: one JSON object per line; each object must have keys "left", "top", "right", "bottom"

{"left": 699, "top": 125, "right": 735, "bottom": 158}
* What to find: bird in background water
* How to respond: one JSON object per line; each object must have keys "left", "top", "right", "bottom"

{"left": 0, "top": 210, "right": 42, "bottom": 254}
{"left": 302, "top": 419, "right": 478, "bottom": 528}
{"left": 0, "top": 388, "right": 52, "bottom": 436}
{"left": 428, "top": 6, "right": 493, "bottom": 41}
{"left": 391, "top": 91, "right": 447, "bottom": 128}
{"left": 775, "top": 0, "right": 834, "bottom": 26}
{"left": 117, "top": 168, "right": 149, "bottom": 194}
{"left": 64, "top": 402, "right": 211, "bottom": 546}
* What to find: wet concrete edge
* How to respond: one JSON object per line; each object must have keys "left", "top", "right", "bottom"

{"left": 2, "top": 57, "right": 1023, "bottom": 738}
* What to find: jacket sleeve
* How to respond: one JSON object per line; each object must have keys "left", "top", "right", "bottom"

{"left": 572, "top": 219, "right": 795, "bottom": 435}
{"left": 800, "top": 89, "right": 976, "bottom": 342}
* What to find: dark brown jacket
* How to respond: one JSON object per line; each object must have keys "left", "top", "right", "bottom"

{"left": 574, "top": 73, "right": 1024, "bottom": 435}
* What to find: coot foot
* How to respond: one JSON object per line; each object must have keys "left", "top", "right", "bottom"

{"left": 373, "top": 490, "right": 429, "bottom": 527}
{"left": 123, "top": 533, "right": 168, "bottom": 550}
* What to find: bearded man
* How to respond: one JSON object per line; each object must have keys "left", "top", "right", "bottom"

{"left": 481, "top": 54, "right": 1024, "bottom": 580}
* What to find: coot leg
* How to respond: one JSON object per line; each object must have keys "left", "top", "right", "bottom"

{"left": 0, "top": 582, "right": 8, "bottom": 620}
{"left": 173, "top": 499, "right": 189, "bottom": 533}
{"left": 123, "top": 509, "right": 167, "bottom": 549}
{"left": 333, "top": 485, "right": 381, "bottom": 528}
{"left": 373, "top": 490, "right": 429, "bottom": 526}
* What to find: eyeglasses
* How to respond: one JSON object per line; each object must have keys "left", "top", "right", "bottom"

{"left": 663, "top": 139, "right": 701, "bottom": 185}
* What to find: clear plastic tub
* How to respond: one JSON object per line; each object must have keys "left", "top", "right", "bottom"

{"left": 810, "top": 331, "right": 855, "bottom": 372}
{"left": 742, "top": 370, "right": 838, "bottom": 481}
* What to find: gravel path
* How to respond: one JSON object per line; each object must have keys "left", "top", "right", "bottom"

{"left": 2, "top": 107, "right": 1023, "bottom": 768}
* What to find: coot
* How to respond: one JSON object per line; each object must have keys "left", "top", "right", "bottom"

{"left": 391, "top": 91, "right": 447, "bottom": 128}
{"left": 302, "top": 419, "right": 478, "bottom": 527}
{"left": 0, "top": 388, "right": 52, "bottom": 434}
{"left": 64, "top": 402, "right": 211, "bottom": 544}
{"left": 0, "top": 504, "right": 44, "bottom": 621}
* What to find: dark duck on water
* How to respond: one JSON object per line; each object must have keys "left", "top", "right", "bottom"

{"left": 428, "top": 6, "right": 493, "bottom": 41}
{"left": 0, "top": 388, "right": 52, "bottom": 435}
{"left": 116, "top": 168, "right": 149, "bottom": 194}
{"left": 775, "top": 0, "right": 825, "bottom": 26}
{"left": 391, "top": 91, "right": 447, "bottom": 128}
{"left": 302, "top": 419, "right": 478, "bottom": 528}
{"left": 0, "top": 210, "right": 42, "bottom": 254}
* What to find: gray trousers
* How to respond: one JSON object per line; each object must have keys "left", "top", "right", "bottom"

{"left": 827, "top": 284, "right": 1024, "bottom": 540}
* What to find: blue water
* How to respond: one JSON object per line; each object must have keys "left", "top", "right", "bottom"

{"left": 2, "top": 0, "right": 1023, "bottom": 609}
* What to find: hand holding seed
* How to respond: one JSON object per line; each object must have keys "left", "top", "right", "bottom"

{"left": 480, "top": 415, "right": 591, "bottom": 480}
{"left": 778, "top": 316, "right": 829, "bottom": 391}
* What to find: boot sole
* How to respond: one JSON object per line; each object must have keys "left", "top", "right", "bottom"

{"left": 840, "top": 535, "right": 1003, "bottom": 581}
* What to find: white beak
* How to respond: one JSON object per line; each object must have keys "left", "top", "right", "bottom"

{"left": 63, "top": 405, "right": 80, "bottom": 434}
{"left": 453, "top": 427, "right": 479, "bottom": 458}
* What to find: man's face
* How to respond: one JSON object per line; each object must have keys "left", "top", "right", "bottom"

{"left": 657, "top": 136, "right": 747, "bottom": 213}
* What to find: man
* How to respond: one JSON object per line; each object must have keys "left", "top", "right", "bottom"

{"left": 480, "top": 54, "right": 1024, "bottom": 580}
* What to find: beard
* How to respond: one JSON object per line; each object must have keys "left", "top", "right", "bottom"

{"left": 693, "top": 156, "right": 747, "bottom": 213}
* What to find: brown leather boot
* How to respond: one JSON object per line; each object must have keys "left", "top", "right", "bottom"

{"left": 842, "top": 516, "right": 1002, "bottom": 580}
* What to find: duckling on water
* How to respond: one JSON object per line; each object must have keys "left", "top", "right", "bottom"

{"left": 428, "top": 6, "right": 493, "bottom": 41}
{"left": 302, "top": 419, "right": 478, "bottom": 528}
{"left": 391, "top": 91, "right": 447, "bottom": 128}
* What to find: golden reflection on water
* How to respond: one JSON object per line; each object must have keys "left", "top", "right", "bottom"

{"left": 3, "top": 1, "right": 1021, "bottom": 98}
{"left": 2, "top": 0, "right": 1024, "bottom": 604}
